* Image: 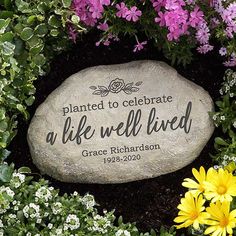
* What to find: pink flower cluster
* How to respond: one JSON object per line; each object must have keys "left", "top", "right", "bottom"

{"left": 211, "top": 1, "right": 236, "bottom": 66}
{"left": 116, "top": 2, "right": 142, "bottom": 22}
{"left": 152, "top": 0, "right": 213, "bottom": 54}
{"left": 72, "top": 0, "right": 110, "bottom": 26}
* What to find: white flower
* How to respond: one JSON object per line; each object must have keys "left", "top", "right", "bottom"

{"left": 212, "top": 114, "right": 217, "bottom": 121}
{"left": 0, "top": 186, "right": 15, "bottom": 198}
{"left": 35, "top": 186, "right": 52, "bottom": 202}
{"left": 64, "top": 214, "right": 80, "bottom": 230}
{"left": 220, "top": 115, "right": 226, "bottom": 121}
{"left": 52, "top": 202, "right": 62, "bottom": 215}
{"left": 36, "top": 218, "right": 42, "bottom": 224}
{"left": 0, "top": 220, "right": 3, "bottom": 228}
{"left": 73, "top": 191, "right": 78, "bottom": 196}
{"left": 115, "top": 229, "right": 131, "bottom": 236}
{"left": 233, "top": 121, "right": 236, "bottom": 128}
{"left": 11, "top": 173, "right": 26, "bottom": 188}
{"left": 230, "top": 93, "right": 234, "bottom": 97}
{"left": 219, "top": 89, "right": 223, "bottom": 95}
{"left": 23, "top": 203, "right": 40, "bottom": 219}
{"left": 26, "top": 233, "right": 31, "bottom": 236}
{"left": 82, "top": 194, "right": 95, "bottom": 209}
{"left": 48, "top": 223, "right": 53, "bottom": 229}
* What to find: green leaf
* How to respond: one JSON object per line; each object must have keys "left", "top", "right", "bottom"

{"left": 30, "top": 44, "right": 44, "bottom": 55}
{"left": 1, "top": 41, "right": 15, "bottom": 55}
{"left": 20, "top": 27, "right": 34, "bottom": 41}
{"left": 48, "top": 15, "right": 61, "bottom": 28}
{"left": 0, "top": 31, "right": 14, "bottom": 42}
{"left": 118, "top": 216, "right": 123, "bottom": 225}
{"left": 62, "top": 0, "right": 72, "bottom": 8}
{"left": 25, "top": 96, "right": 35, "bottom": 106}
{"left": 18, "top": 166, "right": 31, "bottom": 174}
{"left": 0, "top": 120, "right": 8, "bottom": 132}
{"left": 50, "top": 29, "right": 59, "bottom": 37}
{"left": 0, "top": 163, "right": 13, "bottom": 182}
{"left": 0, "top": 18, "right": 11, "bottom": 34}
{"left": 32, "top": 54, "right": 46, "bottom": 66}
{"left": 27, "top": 15, "right": 37, "bottom": 24}
{"left": 0, "top": 149, "right": 11, "bottom": 160}
{"left": 0, "top": 108, "right": 6, "bottom": 120}
{"left": 0, "top": 10, "right": 13, "bottom": 19}
{"left": 4, "top": 0, "right": 12, "bottom": 10}
{"left": 215, "top": 137, "right": 228, "bottom": 146}
{"left": 35, "top": 23, "right": 48, "bottom": 37}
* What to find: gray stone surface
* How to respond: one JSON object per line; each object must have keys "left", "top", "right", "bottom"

{"left": 27, "top": 60, "right": 214, "bottom": 183}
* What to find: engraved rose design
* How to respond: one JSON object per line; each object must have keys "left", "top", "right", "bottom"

{"left": 90, "top": 78, "right": 142, "bottom": 97}
{"left": 108, "top": 78, "right": 125, "bottom": 93}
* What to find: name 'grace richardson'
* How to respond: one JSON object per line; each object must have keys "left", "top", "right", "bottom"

{"left": 81, "top": 143, "right": 160, "bottom": 157}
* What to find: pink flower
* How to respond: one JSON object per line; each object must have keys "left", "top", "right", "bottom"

{"left": 116, "top": 2, "right": 129, "bottom": 18}
{"left": 197, "top": 44, "right": 214, "bottom": 54}
{"left": 189, "top": 6, "right": 204, "bottom": 28}
{"left": 195, "top": 22, "right": 210, "bottom": 44}
{"left": 219, "top": 47, "right": 227, "bottom": 56}
{"left": 68, "top": 25, "right": 78, "bottom": 43}
{"left": 133, "top": 40, "right": 147, "bottom": 52}
{"left": 97, "top": 22, "right": 109, "bottom": 31}
{"left": 155, "top": 11, "right": 165, "bottom": 26}
{"left": 223, "top": 55, "right": 236, "bottom": 67}
{"left": 125, "top": 6, "right": 142, "bottom": 22}
{"left": 89, "top": 1, "right": 104, "bottom": 19}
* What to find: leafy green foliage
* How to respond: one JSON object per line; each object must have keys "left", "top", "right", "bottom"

{"left": 0, "top": 0, "right": 85, "bottom": 174}
{"left": 210, "top": 69, "right": 236, "bottom": 168}
{"left": 0, "top": 168, "right": 160, "bottom": 235}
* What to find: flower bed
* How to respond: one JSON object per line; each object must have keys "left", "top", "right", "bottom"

{"left": 0, "top": 0, "right": 236, "bottom": 235}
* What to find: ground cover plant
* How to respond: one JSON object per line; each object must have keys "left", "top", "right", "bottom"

{"left": 0, "top": 0, "right": 236, "bottom": 235}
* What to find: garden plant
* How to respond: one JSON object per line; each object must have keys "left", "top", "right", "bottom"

{"left": 0, "top": 0, "right": 236, "bottom": 235}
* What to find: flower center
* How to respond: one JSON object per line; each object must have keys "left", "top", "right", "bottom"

{"left": 199, "top": 185, "right": 204, "bottom": 192}
{"left": 190, "top": 211, "right": 199, "bottom": 220}
{"left": 217, "top": 185, "right": 227, "bottom": 195}
{"left": 220, "top": 216, "right": 229, "bottom": 227}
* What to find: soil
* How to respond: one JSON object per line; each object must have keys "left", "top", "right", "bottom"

{"left": 9, "top": 31, "right": 225, "bottom": 234}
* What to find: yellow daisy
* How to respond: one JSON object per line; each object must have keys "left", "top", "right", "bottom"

{"left": 205, "top": 201, "right": 236, "bottom": 236}
{"left": 204, "top": 168, "right": 236, "bottom": 202}
{"left": 182, "top": 166, "right": 208, "bottom": 196}
{"left": 174, "top": 191, "right": 209, "bottom": 230}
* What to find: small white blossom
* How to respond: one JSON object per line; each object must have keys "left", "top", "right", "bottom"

{"left": 52, "top": 202, "right": 62, "bottom": 215}
{"left": 23, "top": 203, "right": 40, "bottom": 219}
{"left": 82, "top": 194, "right": 95, "bottom": 209}
{"left": 212, "top": 114, "right": 217, "bottom": 121}
{"left": 64, "top": 214, "right": 80, "bottom": 230}
{"left": 0, "top": 186, "right": 15, "bottom": 198}
{"left": 26, "top": 233, "right": 31, "bottom": 236}
{"left": 115, "top": 229, "right": 131, "bottom": 236}
{"left": 73, "top": 191, "right": 78, "bottom": 196}
{"left": 48, "top": 223, "right": 53, "bottom": 229}
{"left": 11, "top": 173, "right": 26, "bottom": 188}
{"left": 0, "top": 220, "right": 3, "bottom": 228}
{"left": 35, "top": 186, "right": 52, "bottom": 202}
{"left": 220, "top": 115, "right": 226, "bottom": 121}
{"left": 233, "top": 121, "right": 236, "bottom": 128}
{"left": 36, "top": 218, "right": 42, "bottom": 224}
{"left": 230, "top": 93, "right": 234, "bottom": 97}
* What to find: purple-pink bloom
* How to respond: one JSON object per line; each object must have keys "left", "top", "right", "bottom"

{"left": 68, "top": 25, "right": 78, "bottom": 43}
{"left": 97, "top": 22, "right": 109, "bottom": 31}
{"left": 223, "top": 55, "right": 236, "bottom": 67}
{"left": 219, "top": 47, "right": 227, "bottom": 56}
{"left": 189, "top": 6, "right": 204, "bottom": 28}
{"left": 125, "top": 6, "right": 142, "bottom": 22}
{"left": 195, "top": 22, "right": 210, "bottom": 45}
{"left": 116, "top": 2, "right": 129, "bottom": 18}
{"left": 197, "top": 44, "right": 214, "bottom": 54}
{"left": 133, "top": 40, "right": 147, "bottom": 52}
